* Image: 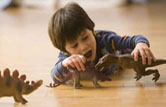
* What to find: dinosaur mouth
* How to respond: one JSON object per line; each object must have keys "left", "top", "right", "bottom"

{"left": 84, "top": 50, "right": 92, "bottom": 59}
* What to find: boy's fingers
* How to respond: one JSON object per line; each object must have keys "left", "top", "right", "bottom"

{"left": 67, "top": 59, "right": 75, "bottom": 68}
{"left": 79, "top": 55, "right": 86, "bottom": 64}
{"left": 139, "top": 49, "right": 146, "bottom": 65}
{"left": 62, "top": 59, "right": 74, "bottom": 68}
{"left": 76, "top": 57, "right": 85, "bottom": 71}
{"left": 145, "top": 50, "right": 151, "bottom": 65}
{"left": 133, "top": 49, "right": 139, "bottom": 62}
{"left": 71, "top": 58, "right": 81, "bottom": 71}
{"left": 149, "top": 50, "right": 156, "bottom": 62}
{"left": 131, "top": 51, "right": 134, "bottom": 56}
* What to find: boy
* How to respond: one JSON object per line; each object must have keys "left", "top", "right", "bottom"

{"left": 48, "top": 2, "right": 156, "bottom": 83}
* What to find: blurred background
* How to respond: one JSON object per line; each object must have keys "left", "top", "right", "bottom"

{"left": 1, "top": 0, "right": 166, "bottom": 9}
{"left": 0, "top": 0, "right": 166, "bottom": 107}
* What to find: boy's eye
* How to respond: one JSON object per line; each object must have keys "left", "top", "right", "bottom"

{"left": 72, "top": 43, "right": 78, "bottom": 48}
{"left": 82, "top": 36, "right": 88, "bottom": 41}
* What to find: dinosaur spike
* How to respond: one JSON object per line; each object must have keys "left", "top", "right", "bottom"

{"left": 25, "top": 81, "right": 30, "bottom": 85}
{"left": 23, "top": 80, "right": 43, "bottom": 95}
{"left": 20, "top": 75, "right": 26, "bottom": 81}
{"left": 31, "top": 81, "right": 35, "bottom": 85}
{"left": 12, "top": 70, "right": 19, "bottom": 78}
{"left": 3, "top": 68, "right": 10, "bottom": 77}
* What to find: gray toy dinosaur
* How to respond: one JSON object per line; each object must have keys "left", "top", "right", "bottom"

{"left": 47, "top": 61, "right": 111, "bottom": 89}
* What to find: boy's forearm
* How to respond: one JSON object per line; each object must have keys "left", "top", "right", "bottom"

{"left": 55, "top": 61, "right": 67, "bottom": 74}
{"left": 51, "top": 60, "right": 67, "bottom": 82}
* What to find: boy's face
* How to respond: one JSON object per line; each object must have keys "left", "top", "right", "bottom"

{"left": 65, "top": 29, "right": 96, "bottom": 61}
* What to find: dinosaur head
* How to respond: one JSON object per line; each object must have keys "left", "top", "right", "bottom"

{"left": 95, "top": 54, "right": 118, "bottom": 71}
{"left": 22, "top": 80, "right": 43, "bottom": 95}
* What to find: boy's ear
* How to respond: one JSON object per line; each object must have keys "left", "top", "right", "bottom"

{"left": 93, "top": 30, "right": 97, "bottom": 37}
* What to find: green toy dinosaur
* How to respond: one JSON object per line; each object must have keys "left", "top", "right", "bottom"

{"left": 0, "top": 68, "right": 43, "bottom": 104}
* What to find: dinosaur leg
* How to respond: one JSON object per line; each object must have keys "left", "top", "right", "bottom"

{"left": 134, "top": 67, "right": 144, "bottom": 81}
{"left": 134, "top": 73, "right": 143, "bottom": 81}
{"left": 92, "top": 76, "right": 101, "bottom": 88}
{"left": 13, "top": 96, "right": 19, "bottom": 103}
{"left": 14, "top": 94, "right": 28, "bottom": 104}
{"left": 144, "top": 69, "right": 160, "bottom": 82}
{"left": 72, "top": 72, "right": 83, "bottom": 89}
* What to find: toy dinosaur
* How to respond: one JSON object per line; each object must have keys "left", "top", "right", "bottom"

{"left": 46, "top": 61, "right": 111, "bottom": 89}
{"left": 0, "top": 68, "right": 43, "bottom": 104}
{"left": 95, "top": 54, "right": 166, "bottom": 82}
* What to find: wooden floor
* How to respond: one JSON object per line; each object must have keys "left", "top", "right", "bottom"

{"left": 0, "top": 2, "right": 166, "bottom": 107}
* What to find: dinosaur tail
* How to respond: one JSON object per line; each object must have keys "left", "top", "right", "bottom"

{"left": 146, "top": 59, "right": 166, "bottom": 67}
{"left": 23, "top": 80, "right": 43, "bottom": 95}
{"left": 46, "top": 73, "right": 72, "bottom": 88}
{"left": 46, "top": 82, "right": 60, "bottom": 88}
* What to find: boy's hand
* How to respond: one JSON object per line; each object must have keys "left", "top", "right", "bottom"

{"left": 62, "top": 55, "right": 86, "bottom": 71}
{"left": 131, "top": 43, "right": 156, "bottom": 65}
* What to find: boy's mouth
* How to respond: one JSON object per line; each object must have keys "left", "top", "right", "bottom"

{"left": 84, "top": 50, "right": 92, "bottom": 59}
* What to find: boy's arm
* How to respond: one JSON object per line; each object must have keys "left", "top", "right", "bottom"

{"left": 99, "top": 30, "right": 149, "bottom": 52}
{"left": 51, "top": 52, "right": 69, "bottom": 82}
{"left": 111, "top": 34, "right": 150, "bottom": 51}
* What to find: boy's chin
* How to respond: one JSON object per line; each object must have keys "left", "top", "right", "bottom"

{"left": 86, "top": 58, "right": 92, "bottom": 61}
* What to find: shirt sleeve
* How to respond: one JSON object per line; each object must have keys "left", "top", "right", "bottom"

{"left": 51, "top": 52, "right": 68, "bottom": 83}
{"left": 98, "top": 30, "right": 150, "bottom": 52}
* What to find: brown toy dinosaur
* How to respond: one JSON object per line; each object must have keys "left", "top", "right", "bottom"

{"left": 95, "top": 54, "right": 166, "bottom": 82}
{"left": 46, "top": 61, "right": 111, "bottom": 89}
{"left": 0, "top": 68, "right": 43, "bottom": 104}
